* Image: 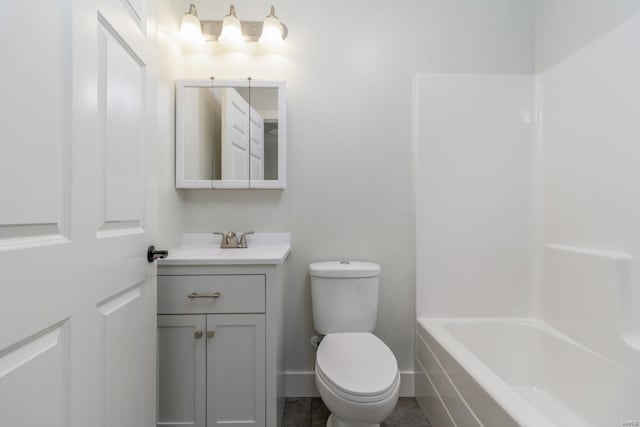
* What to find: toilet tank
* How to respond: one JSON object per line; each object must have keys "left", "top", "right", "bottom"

{"left": 310, "top": 261, "right": 381, "bottom": 335}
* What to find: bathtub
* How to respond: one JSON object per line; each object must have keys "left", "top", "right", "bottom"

{"left": 415, "top": 318, "right": 640, "bottom": 427}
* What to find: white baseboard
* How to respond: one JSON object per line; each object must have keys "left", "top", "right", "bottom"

{"left": 285, "top": 371, "right": 415, "bottom": 397}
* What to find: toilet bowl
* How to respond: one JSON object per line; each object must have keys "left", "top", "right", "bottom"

{"left": 310, "top": 261, "right": 399, "bottom": 427}
{"left": 315, "top": 332, "right": 400, "bottom": 427}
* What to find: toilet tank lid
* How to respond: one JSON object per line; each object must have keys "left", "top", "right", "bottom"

{"left": 309, "top": 261, "right": 380, "bottom": 278}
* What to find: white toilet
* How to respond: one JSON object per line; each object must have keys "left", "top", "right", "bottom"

{"left": 310, "top": 261, "right": 400, "bottom": 427}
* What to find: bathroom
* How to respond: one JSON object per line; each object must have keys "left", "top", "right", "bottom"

{"left": 1, "top": 0, "right": 639, "bottom": 426}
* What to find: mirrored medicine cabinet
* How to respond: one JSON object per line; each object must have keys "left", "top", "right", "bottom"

{"left": 176, "top": 79, "right": 286, "bottom": 189}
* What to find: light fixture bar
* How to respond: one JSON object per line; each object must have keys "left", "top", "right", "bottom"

{"left": 200, "top": 20, "right": 288, "bottom": 42}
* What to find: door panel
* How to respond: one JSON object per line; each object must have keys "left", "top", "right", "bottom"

{"left": 157, "top": 315, "right": 206, "bottom": 427}
{"left": 97, "top": 16, "right": 146, "bottom": 236}
{"left": 206, "top": 314, "right": 265, "bottom": 427}
{"left": 0, "top": 0, "right": 71, "bottom": 247}
{"left": 0, "top": 322, "right": 70, "bottom": 427}
{"left": 93, "top": 0, "right": 156, "bottom": 426}
{"left": 0, "top": 0, "right": 156, "bottom": 426}
{"left": 97, "top": 285, "right": 146, "bottom": 427}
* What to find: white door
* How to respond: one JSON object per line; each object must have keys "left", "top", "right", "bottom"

{"left": 221, "top": 88, "right": 250, "bottom": 184}
{"left": 0, "top": 1, "right": 157, "bottom": 427}
{"left": 206, "top": 314, "right": 266, "bottom": 427}
{"left": 158, "top": 315, "right": 206, "bottom": 427}
{"left": 249, "top": 106, "right": 265, "bottom": 182}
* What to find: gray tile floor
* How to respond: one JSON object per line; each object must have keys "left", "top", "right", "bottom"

{"left": 282, "top": 397, "right": 431, "bottom": 427}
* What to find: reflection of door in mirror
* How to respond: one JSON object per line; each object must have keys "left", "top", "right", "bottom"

{"left": 222, "top": 87, "right": 266, "bottom": 181}
{"left": 221, "top": 88, "right": 254, "bottom": 180}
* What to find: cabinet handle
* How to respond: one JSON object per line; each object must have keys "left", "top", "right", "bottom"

{"left": 206, "top": 331, "right": 215, "bottom": 339}
{"left": 194, "top": 331, "right": 203, "bottom": 339}
{"left": 188, "top": 292, "right": 221, "bottom": 299}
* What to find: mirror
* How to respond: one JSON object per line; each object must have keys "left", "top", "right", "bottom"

{"left": 176, "top": 79, "right": 286, "bottom": 189}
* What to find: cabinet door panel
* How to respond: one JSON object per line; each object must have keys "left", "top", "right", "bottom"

{"left": 206, "top": 314, "right": 266, "bottom": 427}
{"left": 157, "top": 315, "right": 206, "bottom": 427}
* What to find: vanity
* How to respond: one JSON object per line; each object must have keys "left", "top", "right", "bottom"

{"left": 156, "top": 234, "right": 290, "bottom": 427}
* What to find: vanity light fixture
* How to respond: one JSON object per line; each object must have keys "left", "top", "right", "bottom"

{"left": 218, "top": 5, "right": 244, "bottom": 48}
{"left": 179, "top": 4, "right": 203, "bottom": 44}
{"left": 180, "top": 4, "right": 288, "bottom": 49}
{"left": 258, "top": 6, "right": 285, "bottom": 50}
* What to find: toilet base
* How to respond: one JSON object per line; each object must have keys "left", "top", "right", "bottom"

{"left": 326, "top": 414, "right": 379, "bottom": 427}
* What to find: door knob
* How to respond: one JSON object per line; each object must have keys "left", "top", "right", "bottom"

{"left": 206, "top": 331, "right": 215, "bottom": 339}
{"left": 147, "top": 245, "right": 168, "bottom": 263}
{"left": 194, "top": 331, "right": 203, "bottom": 339}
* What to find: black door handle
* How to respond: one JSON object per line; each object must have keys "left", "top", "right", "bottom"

{"left": 147, "top": 245, "right": 168, "bottom": 263}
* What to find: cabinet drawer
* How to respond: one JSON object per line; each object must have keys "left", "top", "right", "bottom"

{"left": 158, "top": 275, "right": 265, "bottom": 314}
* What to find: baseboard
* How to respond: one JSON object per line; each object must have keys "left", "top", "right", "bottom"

{"left": 285, "top": 371, "right": 415, "bottom": 397}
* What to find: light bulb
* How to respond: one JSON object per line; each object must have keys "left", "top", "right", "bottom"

{"left": 259, "top": 6, "right": 284, "bottom": 50}
{"left": 218, "top": 5, "right": 244, "bottom": 48}
{"left": 179, "top": 4, "right": 203, "bottom": 44}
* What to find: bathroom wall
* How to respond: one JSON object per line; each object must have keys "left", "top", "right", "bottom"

{"left": 156, "top": 0, "right": 186, "bottom": 249}
{"left": 415, "top": 74, "right": 535, "bottom": 318}
{"left": 169, "top": 0, "right": 535, "bottom": 392}
{"left": 536, "top": 11, "right": 640, "bottom": 328}
{"left": 534, "top": 0, "right": 640, "bottom": 72}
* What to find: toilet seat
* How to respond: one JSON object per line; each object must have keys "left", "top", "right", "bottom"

{"left": 316, "top": 333, "right": 399, "bottom": 404}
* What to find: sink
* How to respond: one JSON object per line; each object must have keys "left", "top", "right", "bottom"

{"left": 158, "top": 233, "right": 291, "bottom": 265}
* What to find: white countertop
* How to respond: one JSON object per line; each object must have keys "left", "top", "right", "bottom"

{"left": 158, "top": 233, "right": 291, "bottom": 265}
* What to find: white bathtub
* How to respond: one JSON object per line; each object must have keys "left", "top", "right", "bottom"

{"left": 415, "top": 318, "right": 640, "bottom": 427}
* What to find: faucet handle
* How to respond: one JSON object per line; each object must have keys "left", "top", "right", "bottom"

{"left": 213, "top": 232, "right": 228, "bottom": 247}
{"left": 239, "top": 231, "right": 254, "bottom": 248}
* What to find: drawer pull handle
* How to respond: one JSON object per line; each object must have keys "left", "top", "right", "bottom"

{"left": 206, "top": 331, "right": 215, "bottom": 339}
{"left": 194, "top": 331, "right": 203, "bottom": 339}
{"left": 188, "top": 292, "right": 221, "bottom": 299}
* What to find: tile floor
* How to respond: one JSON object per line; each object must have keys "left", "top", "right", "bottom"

{"left": 282, "top": 397, "right": 431, "bottom": 427}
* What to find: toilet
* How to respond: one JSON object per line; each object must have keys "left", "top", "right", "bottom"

{"left": 310, "top": 261, "right": 400, "bottom": 427}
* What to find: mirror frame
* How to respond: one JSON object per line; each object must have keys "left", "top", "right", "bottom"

{"left": 175, "top": 79, "right": 287, "bottom": 189}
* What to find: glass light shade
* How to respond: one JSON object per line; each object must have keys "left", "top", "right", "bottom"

{"left": 179, "top": 13, "right": 203, "bottom": 44}
{"left": 218, "top": 14, "right": 243, "bottom": 48}
{"left": 258, "top": 15, "right": 284, "bottom": 50}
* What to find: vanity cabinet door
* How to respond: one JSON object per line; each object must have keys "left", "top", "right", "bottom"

{"left": 206, "top": 314, "right": 266, "bottom": 427}
{"left": 157, "top": 315, "right": 206, "bottom": 427}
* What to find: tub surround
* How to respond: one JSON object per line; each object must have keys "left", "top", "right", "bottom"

{"left": 542, "top": 245, "right": 640, "bottom": 366}
{"left": 417, "top": 318, "right": 640, "bottom": 427}
{"left": 414, "top": 16, "right": 640, "bottom": 422}
{"left": 158, "top": 233, "right": 291, "bottom": 265}
{"left": 415, "top": 244, "right": 640, "bottom": 426}
{"left": 415, "top": 73, "right": 534, "bottom": 319}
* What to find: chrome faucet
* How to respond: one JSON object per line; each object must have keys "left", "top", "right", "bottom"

{"left": 213, "top": 231, "right": 254, "bottom": 248}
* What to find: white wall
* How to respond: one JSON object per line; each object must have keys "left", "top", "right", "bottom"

{"left": 161, "top": 0, "right": 534, "bottom": 388}
{"left": 156, "top": 0, "right": 186, "bottom": 248}
{"left": 415, "top": 74, "right": 535, "bottom": 318}
{"left": 537, "top": 12, "right": 640, "bottom": 328}
{"left": 535, "top": 0, "right": 640, "bottom": 72}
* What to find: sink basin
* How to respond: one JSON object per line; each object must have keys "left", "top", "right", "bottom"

{"left": 158, "top": 233, "right": 291, "bottom": 265}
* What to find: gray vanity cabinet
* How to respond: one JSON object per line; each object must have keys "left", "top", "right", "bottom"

{"left": 157, "top": 271, "right": 273, "bottom": 427}
{"left": 157, "top": 315, "right": 207, "bottom": 427}
{"left": 206, "top": 314, "right": 266, "bottom": 427}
